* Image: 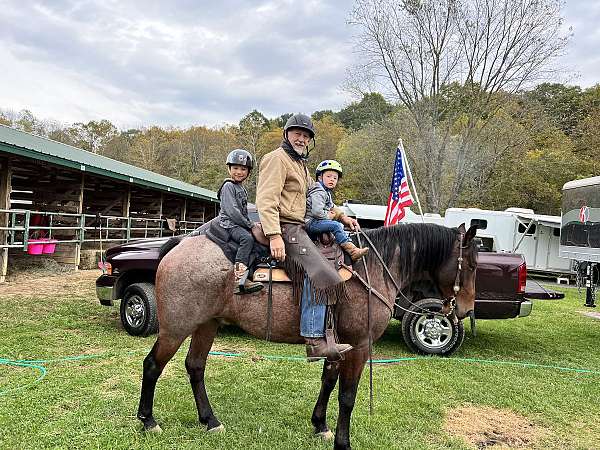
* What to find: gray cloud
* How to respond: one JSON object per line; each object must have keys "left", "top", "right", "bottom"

{"left": 0, "top": 1, "right": 597, "bottom": 129}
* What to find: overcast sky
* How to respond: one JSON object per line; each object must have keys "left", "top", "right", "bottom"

{"left": 1, "top": 0, "right": 598, "bottom": 129}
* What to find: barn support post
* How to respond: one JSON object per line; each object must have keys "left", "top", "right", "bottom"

{"left": 159, "top": 192, "right": 164, "bottom": 237}
{"left": 0, "top": 158, "right": 11, "bottom": 283}
{"left": 74, "top": 172, "right": 85, "bottom": 270}
{"left": 122, "top": 185, "right": 131, "bottom": 241}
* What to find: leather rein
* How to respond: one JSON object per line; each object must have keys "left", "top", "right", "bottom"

{"left": 349, "top": 230, "right": 468, "bottom": 319}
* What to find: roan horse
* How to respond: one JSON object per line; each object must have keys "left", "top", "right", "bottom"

{"left": 137, "top": 222, "right": 478, "bottom": 450}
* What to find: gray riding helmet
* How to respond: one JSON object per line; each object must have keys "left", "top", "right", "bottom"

{"left": 226, "top": 149, "right": 253, "bottom": 169}
{"left": 284, "top": 113, "right": 316, "bottom": 139}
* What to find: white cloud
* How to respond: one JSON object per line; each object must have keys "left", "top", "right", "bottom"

{"left": 0, "top": 0, "right": 598, "bottom": 129}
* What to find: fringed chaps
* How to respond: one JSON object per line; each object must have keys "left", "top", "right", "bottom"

{"left": 281, "top": 223, "right": 348, "bottom": 306}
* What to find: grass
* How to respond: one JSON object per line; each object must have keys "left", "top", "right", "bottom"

{"left": 1, "top": 275, "right": 600, "bottom": 449}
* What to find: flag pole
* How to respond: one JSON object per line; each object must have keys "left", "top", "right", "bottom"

{"left": 398, "top": 138, "right": 425, "bottom": 223}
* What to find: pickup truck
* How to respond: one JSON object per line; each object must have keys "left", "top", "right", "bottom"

{"left": 96, "top": 236, "right": 550, "bottom": 356}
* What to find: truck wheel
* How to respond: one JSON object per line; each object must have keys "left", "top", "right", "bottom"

{"left": 401, "top": 298, "right": 464, "bottom": 356}
{"left": 120, "top": 282, "right": 158, "bottom": 337}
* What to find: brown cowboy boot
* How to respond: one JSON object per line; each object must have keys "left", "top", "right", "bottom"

{"left": 233, "top": 263, "right": 264, "bottom": 295}
{"left": 305, "top": 337, "right": 353, "bottom": 362}
{"left": 340, "top": 242, "right": 369, "bottom": 262}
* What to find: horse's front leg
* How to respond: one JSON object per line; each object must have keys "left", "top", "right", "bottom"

{"left": 334, "top": 346, "right": 368, "bottom": 450}
{"left": 311, "top": 361, "right": 339, "bottom": 440}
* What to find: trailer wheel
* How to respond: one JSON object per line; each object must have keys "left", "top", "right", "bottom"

{"left": 120, "top": 282, "right": 158, "bottom": 337}
{"left": 401, "top": 298, "right": 464, "bottom": 356}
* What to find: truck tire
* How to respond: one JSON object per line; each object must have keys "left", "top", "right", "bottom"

{"left": 401, "top": 298, "right": 464, "bottom": 356}
{"left": 120, "top": 282, "right": 158, "bottom": 337}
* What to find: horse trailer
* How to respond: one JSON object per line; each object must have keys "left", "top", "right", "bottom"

{"left": 441, "top": 208, "right": 572, "bottom": 276}
{"left": 560, "top": 176, "right": 600, "bottom": 306}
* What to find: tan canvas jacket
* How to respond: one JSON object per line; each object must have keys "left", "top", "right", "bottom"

{"left": 256, "top": 147, "right": 311, "bottom": 236}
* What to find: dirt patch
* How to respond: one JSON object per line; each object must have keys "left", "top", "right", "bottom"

{"left": 0, "top": 269, "right": 99, "bottom": 298}
{"left": 444, "top": 405, "right": 548, "bottom": 449}
{"left": 578, "top": 310, "right": 600, "bottom": 320}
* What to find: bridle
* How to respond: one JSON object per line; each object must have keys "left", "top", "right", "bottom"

{"left": 354, "top": 230, "right": 469, "bottom": 319}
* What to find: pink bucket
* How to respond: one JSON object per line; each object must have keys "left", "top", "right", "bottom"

{"left": 42, "top": 239, "right": 58, "bottom": 254}
{"left": 27, "top": 239, "right": 45, "bottom": 255}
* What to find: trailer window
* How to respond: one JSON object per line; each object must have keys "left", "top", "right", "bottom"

{"left": 518, "top": 223, "right": 536, "bottom": 235}
{"left": 470, "top": 219, "right": 487, "bottom": 230}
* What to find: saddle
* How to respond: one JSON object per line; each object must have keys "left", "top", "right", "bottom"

{"left": 251, "top": 226, "right": 353, "bottom": 283}
{"left": 197, "top": 218, "right": 353, "bottom": 283}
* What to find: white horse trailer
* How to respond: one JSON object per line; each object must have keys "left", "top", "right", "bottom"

{"left": 560, "top": 176, "right": 600, "bottom": 306}
{"left": 442, "top": 208, "right": 572, "bottom": 276}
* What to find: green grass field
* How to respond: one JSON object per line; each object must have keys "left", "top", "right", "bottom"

{"left": 1, "top": 273, "right": 600, "bottom": 449}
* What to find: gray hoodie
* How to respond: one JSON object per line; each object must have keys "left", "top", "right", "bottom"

{"left": 218, "top": 180, "right": 252, "bottom": 229}
{"left": 305, "top": 181, "right": 334, "bottom": 224}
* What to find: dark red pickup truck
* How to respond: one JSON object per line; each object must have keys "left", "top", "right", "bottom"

{"left": 96, "top": 237, "right": 548, "bottom": 356}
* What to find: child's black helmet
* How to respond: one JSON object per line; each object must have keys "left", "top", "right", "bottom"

{"left": 284, "top": 113, "right": 316, "bottom": 139}
{"left": 226, "top": 149, "right": 253, "bottom": 169}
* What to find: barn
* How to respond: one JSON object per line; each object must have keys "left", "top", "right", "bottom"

{"left": 0, "top": 125, "right": 219, "bottom": 282}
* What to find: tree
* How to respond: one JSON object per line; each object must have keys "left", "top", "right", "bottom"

{"left": 67, "top": 120, "right": 118, "bottom": 154}
{"left": 523, "top": 83, "right": 585, "bottom": 135}
{"left": 348, "top": 0, "right": 570, "bottom": 212}
{"left": 270, "top": 113, "right": 293, "bottom": 129}
{"left": 336, "top": 93, "right": 393, "bottom": 130}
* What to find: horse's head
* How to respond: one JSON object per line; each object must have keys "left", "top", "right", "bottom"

{"left": 437, "top": 223, "right": 478, "bottom": 321}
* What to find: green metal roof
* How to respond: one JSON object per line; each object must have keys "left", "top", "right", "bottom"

{"left": 0, "top": 124, "right": 218, "bottom": 202}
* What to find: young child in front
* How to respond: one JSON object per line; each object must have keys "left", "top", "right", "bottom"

{"left": 217, "top": 149, "right": 264, "bottom": 294}
{"left": 305, "top": 160, "right": 368, "bottom": 261}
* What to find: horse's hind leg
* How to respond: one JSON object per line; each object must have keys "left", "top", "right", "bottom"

{"left": 137, "top": 335, "right": 186, "bottom": 432}
{"left": 186, "top": 320, "right": 223, "bottom": 432}
{"left": 311, "top": 361, "right": 339, "bottom": 440}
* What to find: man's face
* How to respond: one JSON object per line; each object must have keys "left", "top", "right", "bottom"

{"left": 286, "top": 128, "right": 312, "bottom": 155}
{"left": 319, "top": 170, "right": 339, "bottom": 189}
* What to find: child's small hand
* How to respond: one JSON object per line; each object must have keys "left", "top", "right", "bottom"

{"left": 327, "top": 210, "right": 335, "bottom": 220}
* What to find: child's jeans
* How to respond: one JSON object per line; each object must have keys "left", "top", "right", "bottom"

{"left": 306, "top": 219, "right": 349, "bottom": 244}
{"left": 228, "top": 225, "right": 254, "bottom": 266}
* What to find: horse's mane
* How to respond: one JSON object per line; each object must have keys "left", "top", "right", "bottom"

{"left": 361, "top": 223, "right": 458, "bottom": 279}
{"left": 159, "top": 235, "right": 186, "bottom": 259}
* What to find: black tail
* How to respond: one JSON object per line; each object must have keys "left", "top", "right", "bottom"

{"left": 159, "top": 235, "right": 186, "bottom": 259}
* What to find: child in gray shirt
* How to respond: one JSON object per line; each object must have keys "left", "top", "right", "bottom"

{"left": 305, "top": 160, "right": 368, "bottom": 261}
{"left": 218, "top": 149, "right": 263, "bottom": 294}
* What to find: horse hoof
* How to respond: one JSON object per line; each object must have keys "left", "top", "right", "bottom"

{"left": 145, "top": 424, "right": 162, "bottom": 434}
{"left": 207, "top": 424, "right": 225, "bottom": 433}
{"left": 315, "top": 429, "right": 334, "bottom": 441}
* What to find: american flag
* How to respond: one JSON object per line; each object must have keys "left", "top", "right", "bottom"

{"left": 384, "top": 146, "right": 414, "bottom": 226}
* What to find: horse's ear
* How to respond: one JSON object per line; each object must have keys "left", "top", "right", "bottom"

{"left": 464, "top": 224, "right": 478, "bottom": 243}
{"left": 457, "top": 223, "right": 466, "bottom": 234}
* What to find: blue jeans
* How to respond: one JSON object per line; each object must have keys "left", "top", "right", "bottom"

{"left": 300, "top": 277, "right": 326, "bottom": 338}
{"left": 306, "top": 219, "right": 349, "bottom": 245}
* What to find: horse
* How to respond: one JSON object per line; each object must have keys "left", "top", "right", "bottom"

{"left": 136, "top": 222, "right": 478, "bottom": 450}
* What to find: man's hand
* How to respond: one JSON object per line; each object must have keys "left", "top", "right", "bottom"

{"left": 341, "top": 215, "right": 360, "bottom": 231}
{"left": 269, "top": 234, "right": 286, "bottom": 261}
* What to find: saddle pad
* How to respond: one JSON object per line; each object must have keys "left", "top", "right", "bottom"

{"left": 253, "top": 266, "right": 353, "bottom": 283}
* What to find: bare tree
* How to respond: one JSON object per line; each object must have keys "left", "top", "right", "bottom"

{"left": 348, "top": 0, "right": 569, "bottom": 211}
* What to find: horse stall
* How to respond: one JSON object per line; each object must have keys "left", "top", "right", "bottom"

{"left": 0, "top": 125, "right": 219, "bottom": 282}
{"left": 560, "top": 176, "right": 600, "bottom": 306}
{"left": 442, "top": 208, "right": 572, "bottom": 277}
